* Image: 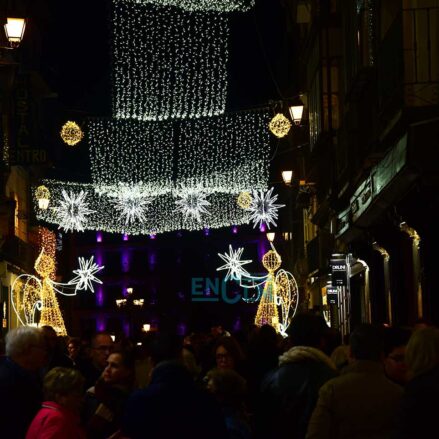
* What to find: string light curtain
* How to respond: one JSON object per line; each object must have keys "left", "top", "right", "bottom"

{"left": 120, "top": 0, "right": 255, "bottom": 13}
{"left": 34, "top": 180, "right": 251, "bottom": 235}
{"left": 176, "top": 110, "right": 271, "bottom": 193}
{"left": 88, "top": 118, "right": 174, "bottom": 195}
{"left": 112, "top": 0, "right": 229, "bottom": 121}
{"left": 88, "top": 110, "right": 271, "bottom": 196}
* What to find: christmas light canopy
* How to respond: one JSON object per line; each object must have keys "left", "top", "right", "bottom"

{"left": 60, "top": 121, "right": 84, "bottom": 146}
{"left": 120, "top": 0, "right": 255, "bottom": 12}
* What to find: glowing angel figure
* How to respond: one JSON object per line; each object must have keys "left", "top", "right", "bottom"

{"left": 217, "top": 245, "right": 252, "bottom": 281}
{"left": 175, "top": 186, "right": 210, "bottom": 222}
{"left": 11, "top": 253, "right": 104, "bottom": 335}
{"left": 11, "top": 250, "right": 67, "bottom": 336}
{"left": 112, "top": 184, "right": 151, "bottom": 225}
{"left": 217, "top": 243, "right": 299, "bottom": 336}
{"left": 248, "top": 187, "right": 285, "bottom": 229}
{"left": 55, "top": 190, "right": 94, "bottom": 232}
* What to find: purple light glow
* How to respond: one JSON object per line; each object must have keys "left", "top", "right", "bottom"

{"left": 96, "top": 231, "right": 103, "bottom": 243}
{"left": 121, "top": 249, "right": 131, "bottom": 273}
{"left": 177, "top": 323, "right": 187, "bottom": 336}
{"left": 95, "top": 251, "right": 104, "bottom": 267}
{"left": 204, "top": 228, "right": 210, "bottom": 236}
{"left": 232, "top": 226, "right": 238, "bottom": 234}
{"left": 149, "top": 251, "right": 157, "bottom": 270}
{"left": 259, "top": 223, "right": 267, "bottom": 233}
{"left": 96, "top": 287, "right": 104, "bottom": 307}
{"left": 149, "top": 234, "right": 156, "bottom": 240}
{"left": 123, "top": 320, "right": 130, "bottom": 337}
{"left": 123, "top": 233, "right": 129, "bottom": 241}
{"left": 96, "top": 315, "right": 106, "bottom": 332}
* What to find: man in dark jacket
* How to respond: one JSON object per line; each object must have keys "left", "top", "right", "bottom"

{"left": 0, "top": 327, "right": 47, "bottom": 439}
{"left": 256, "top": 313, "right": 337, "bottom": 439}
{"left": 122, "top": 332, "right": 228, "bottom": 439}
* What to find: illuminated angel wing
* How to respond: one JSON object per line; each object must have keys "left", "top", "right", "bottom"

{"left": 11, "top": 275, "right": 43, "bottom": 327}
{"left": 275, "top": 269, "right": 299, "bottom": 336}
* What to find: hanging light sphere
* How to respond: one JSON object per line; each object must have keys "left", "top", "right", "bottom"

{"left": 269, "top": 113, "right": 291, "bottom": 138}
{"left": 262, "top": 250, "right": 282, "bottom": 272}
{"left": 35, "top": 185, "right": 51, "bottom": 210}
{"left": 60, "top": 121, "right": 84, "bottom": 146}
{"left": 237, "top": 191, "right": 253, "bottom": 210}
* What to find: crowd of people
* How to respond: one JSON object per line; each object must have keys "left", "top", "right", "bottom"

{"left": 0, "top": 315, "right": 438, "bottom": 439}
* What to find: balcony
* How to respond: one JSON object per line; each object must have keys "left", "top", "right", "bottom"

{"left": 0, "top": 235, "right": 36, "bottom": 272}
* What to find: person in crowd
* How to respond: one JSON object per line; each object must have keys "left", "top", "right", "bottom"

{"left": 26, "top": 367, "right": 85, "bottom": 439}
{"left": 306, "top": 324, "right": 403, "bottom": 439}
{"left": 85, "top": 349, "right": 135, "bottom": 438}
{"left": 257, "top": 313, "right": 337, "bottom": 439}
{"left": 41, "top": 325, "right": 74, "bottom": 375}
{"left": 122, "top": 332, "right": 228, "bottom": 439}
{"left": 79, "top": 331, "right": 114, "bottom": 388}
{"left": 246, "top": 324, "right": 280, "bottom": 410}
{"left": 395, "top": 327, "right": 439, "bottom": 439}
{"left": 0, "top": 327, "right": 47, "bottom": 439}
{"left": 382, "top": 326, "right": 411, "bottom": 385}
{"left": 67, "top": 337, "right": 81, "bottom": 366}
{"left": 206, "top": 368, "right": 252, "bottom": 439}
{"left": 214, "top": 336, "right": 246, "bottom": 373}
{"left": 330, "top": 344, "right": 350, "bottom": 372}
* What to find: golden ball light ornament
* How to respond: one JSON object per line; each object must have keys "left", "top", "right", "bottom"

{"left": 269, "top": 113, "right": 291, "bottom": 138}
{"left": 237, "top": 191, "right": 252, "bottom": 210}
{"left": 60, "top": 121, "right": 84, "bottom": 146}
{"left": 262, "top": 250, "right": 282, "bottom": 273}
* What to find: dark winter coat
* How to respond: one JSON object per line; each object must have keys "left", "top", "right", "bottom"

{"left": 395, "top": 365, "right": 439, "bottom": 439}
{"left": 122, "top": 361, "right": 229, "bottom": 439}
{"left": 256, "top": 346, "right": 337, "bottom": 439}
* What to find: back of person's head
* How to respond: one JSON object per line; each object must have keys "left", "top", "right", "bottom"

{"left": 286, "top": 313, "right": 329, "bottom": 348}
{"left": 383, "top": 327, "right": 412, "bottom": 357}
{"left": 6, "top": 326, "right": 44, "bottom": 359}
{"left": 349, "top": 324, "right": 383, "bottom": 361}
{"left": 146, "top": 332, "right": 182, "bottom": 366}
{"left": 406, "top": 327, "right": 439, "bottom": 378}
{"left": 206, "top": 368, "right": 246, "bottom": 409}
{"left": 44, "top": 367, "right": 84, "bottom": 401}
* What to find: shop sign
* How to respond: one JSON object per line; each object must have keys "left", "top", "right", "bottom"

{"left": 330, "top": 256, "right": 347, "bottom": 286}
{"left": 327, "top": 286, "right": 339, "bottom": 305}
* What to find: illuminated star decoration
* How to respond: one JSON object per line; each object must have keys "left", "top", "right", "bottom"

{"left": 112, "top": 185, "right": 152, "bottom": 225}
{"left": 175, "top": 187, "right": 210, "bottom": 222}
{"left": 55, "top": 190, "right": 94, "bottom": 232}
{"left": 69, "top": 256, "right": 104, "bottom": 293}
{"left": 248, "top": 187, "right": 285, "bottom": 229}
{"left": 217, "top": 245, "right": 252, "bottom": 281}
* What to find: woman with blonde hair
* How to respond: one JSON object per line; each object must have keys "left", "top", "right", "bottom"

{"left": 26, "top": 367, "right": 85, "bottom": 439}
{"left": 395, "top": 327, "right": 439, "bottom": 439}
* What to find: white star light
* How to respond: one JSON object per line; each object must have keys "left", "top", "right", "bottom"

{"left": 175, "top": 187, "right": 210, "bottom": 222}
{"left": 112, "top": 185, "right": 152, "bottom": 225}
{"left": 248, "top": 187, "right": 285, "bottom": 229}
{"left": 55, "top": 190, "right": 94, "bottom": 232}
{"left": 217, "top": 245, "right": 252, "bottom": 281}
{"left": 69, "top": 256, "right": 104, "bottom": 293}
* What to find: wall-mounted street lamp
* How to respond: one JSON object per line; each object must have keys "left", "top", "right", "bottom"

{"left": 282, "top": 170, "right": 293, "bottom": 186}
{"left": 3, "top": 18, "right": 26, "bottom": 48}
{"left": 266, "top": 232, "right": 276, "bottom": 243}
{"left": 288, "top": 98, "right": 304, "bottom": 126}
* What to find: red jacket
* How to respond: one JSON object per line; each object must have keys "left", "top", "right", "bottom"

{"left": 26, "top": 401, "right": 86, "bottom": 439}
